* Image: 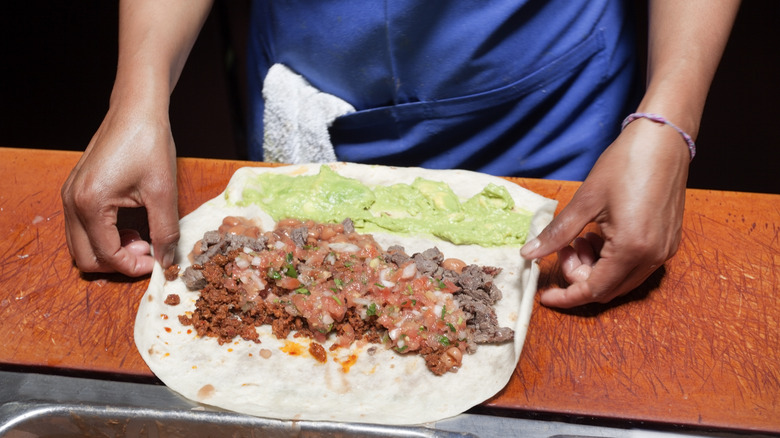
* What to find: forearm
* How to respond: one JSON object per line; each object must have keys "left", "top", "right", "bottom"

{"left": 638, "top": 0, "right": 740, "bottom": 139}
{"left": 111, "top": 0, "right": 214, "bottom": 110}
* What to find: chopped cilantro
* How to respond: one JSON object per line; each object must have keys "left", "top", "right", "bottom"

{"left": 284, "top": 265, "right": 298, "bottom": 278}
{"left": 267, "top": 268, "right": 282, "bottom": 280}
{"left": 318, "top": 323, "right": 334, "bottom": 334}
{"left": 366, "top": 303, "right": 377, "bottom": 316}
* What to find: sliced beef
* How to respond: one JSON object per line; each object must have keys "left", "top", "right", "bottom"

{"left": 291, "top": 226, "right": 308, "bottom": 248}
{"left": 459, "top": 264, "right": 503, "bottom": 304}
{"left": 413, "top": 247, "right": 444, "bottom": 277}
{"left": 385, "top": 245, "right": 412, "bottom": 267}
{"left": 341, "top": 218, "right": 355, "bottom": 234}
{"left": 224, "top": 233, "right": 267, "bottom": 253}
{"left": 182, "top": 266, "right": 206, "bottom": 290}
{"left": 189, "top": 232, "right": 268, "bottom": 285}
{"left": 457, "top": 294, "right": 514, "bottom": 345}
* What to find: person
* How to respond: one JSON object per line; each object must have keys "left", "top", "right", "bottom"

{"left": 60, "top": 0, "right": 740, "bottom": 309}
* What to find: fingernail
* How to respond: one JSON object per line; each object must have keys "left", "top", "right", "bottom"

{"left": 162, "top": 246, "right": 176, "bottom": 267}
{"left": 119, "top": 229, "right": 142, "bottom": 246}
{"left": 520, "top": 238, "right": 540, "bottom": 258}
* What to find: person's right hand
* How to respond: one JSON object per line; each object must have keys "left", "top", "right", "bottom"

{"left": 61, "top": 104, "right": 180, "bottom": 276}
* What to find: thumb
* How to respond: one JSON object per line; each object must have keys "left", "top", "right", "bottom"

{"left": 145, "top": 186, "right": 180, "bottom": 268}
{"left": 521, "top": 190, "right": 597, "bottom": 260}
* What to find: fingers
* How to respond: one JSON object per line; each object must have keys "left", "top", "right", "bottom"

{"left": 61, "top": 147, "right": 178, "bottom": 276}
{"left": 540, "top": 261, "right": 655, "bottom": 309}
{"left": 64, "top": 201, "right": 156, "bottom": 276}
{"left": 540, "top": 234, "right": 661, "bottom": 308}
{"left": 120, "top": 229, "right": 152, "bottom": 256}
{"left": 144, "top": 182, "right": 181, "bottom": 268}
{"left": 521, "top": 188, "right": 599, "bottom": 260}
{"left": 69, "top": 187, "right": 157, "bottom": 276}
{"left": 557, "top": 234, "right": 601, "bottom": 284}
{"left": 63, "top": 176, "right": 179, "bottom": 276}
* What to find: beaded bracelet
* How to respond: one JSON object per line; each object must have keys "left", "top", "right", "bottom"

{"left": 621, "top": 112, "right": 696, "bottom": 160}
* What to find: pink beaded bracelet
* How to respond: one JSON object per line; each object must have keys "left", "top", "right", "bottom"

{"left": 621, "top": 112, "right": 696, "bottom": 160}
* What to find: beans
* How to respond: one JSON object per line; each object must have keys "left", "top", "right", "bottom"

{"left": 277, "top": 218, "right": 302, "bottom": 229}
{"left": 441, "top": 346, "right": 463, "bottom": 370}
{"left": 219, "top": 216, "right": 262, "bottom": 238}
{"left": 441, "top": 258, "right": 466, "bottom": 273}
{"left": 319, "top": 225, "right": 336, "bottom": 241}
{"left": 222, "top": 216, "right": 242, "bottom": 227}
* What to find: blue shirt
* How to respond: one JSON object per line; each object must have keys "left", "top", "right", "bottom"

{"left": 246, "top": 0, "right": 640, "bottom": 180}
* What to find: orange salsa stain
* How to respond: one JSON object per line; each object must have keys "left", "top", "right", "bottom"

{"left": 197, "top": 384, "right": 215, "bottom": 399}
{"left": 160, "top": 314, "right": 169, "bottom": 320}
{"left": 333, "top": 354, "right": 358, "bottom": 373}
{"left": 280, "top": 340, "right": 306, "bottom": 356}
{"left": 164, "top": 327, "right": 172, "bottom": 333}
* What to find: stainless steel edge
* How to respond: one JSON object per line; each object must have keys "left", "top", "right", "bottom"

{"left": 1, "top": 371, "right": 774, "bottom": 438}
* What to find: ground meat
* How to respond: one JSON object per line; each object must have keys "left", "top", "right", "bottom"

{"left": 309, "top": 342, "right": 327, "bottom": 363}
{"left": 424, "top": 351, "right": 451, "bottom": 376}
{"left": 164, "top": 264, "right": 180, "bottom": 281}
{"left": 164, "top": 294, "right": 180, "bottom": 306}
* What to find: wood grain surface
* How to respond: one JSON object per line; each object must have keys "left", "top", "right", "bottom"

{"left": 1, "top": 147, "right": 777, "bottom": 433}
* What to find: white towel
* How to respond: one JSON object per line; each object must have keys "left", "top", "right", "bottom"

{"left": 262, "top": 64, "right": 355, "bottom": 163}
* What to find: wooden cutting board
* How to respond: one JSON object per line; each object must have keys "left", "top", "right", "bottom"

{"left": 0, "top": 147, "right": 777, "bottom": 433}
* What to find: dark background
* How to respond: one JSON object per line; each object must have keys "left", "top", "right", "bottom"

{"left": 1, "top": 1, "right": 778, "bottom": 194}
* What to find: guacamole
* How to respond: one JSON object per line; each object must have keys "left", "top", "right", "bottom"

{"left": 231, "top": 165, "right": 532, "bottom": 247}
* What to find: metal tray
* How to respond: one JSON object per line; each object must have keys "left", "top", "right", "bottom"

{"left": 0, "top": 371, "right": 771, "bottom": 438}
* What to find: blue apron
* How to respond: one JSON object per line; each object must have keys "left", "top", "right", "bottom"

{"left": 246, "top": 0, "right": 640, "bottom": 180}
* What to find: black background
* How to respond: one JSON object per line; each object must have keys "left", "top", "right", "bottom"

{"left": 1, "top": 1, "right": 777, "bottom": 194}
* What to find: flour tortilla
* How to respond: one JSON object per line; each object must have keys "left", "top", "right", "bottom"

{"left": 134, "top": 163, "right": 556, "bottom": 425}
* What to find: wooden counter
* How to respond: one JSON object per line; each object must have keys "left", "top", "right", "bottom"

{"left": 1, "top": 147, "right": 777, "bottom": 433}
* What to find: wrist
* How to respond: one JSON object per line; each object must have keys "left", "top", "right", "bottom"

{"left": 621, "top": 113, "right": 697, "bottom": 160}
{"left": 109, "top": 68, "right": 172, "bottom": 116}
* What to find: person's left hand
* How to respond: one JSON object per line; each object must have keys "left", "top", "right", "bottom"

{"left": 520, "top": 119, "right": 690, "bottom": 308}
